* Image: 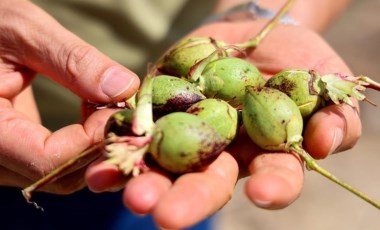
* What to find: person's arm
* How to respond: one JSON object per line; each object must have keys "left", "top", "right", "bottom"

{"left": 213, "top": 0, "right": 352, "bottom": 32}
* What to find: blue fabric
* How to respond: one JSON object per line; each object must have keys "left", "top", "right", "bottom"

{"left": 1, "top": 187, "right": 215, "bottom": 230}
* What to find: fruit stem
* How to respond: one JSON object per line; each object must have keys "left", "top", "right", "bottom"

{"left": 358, "top": 75, "right": 380, "bottom": 91}
{"left": 132, "top": 73, "right": 155, "bottom": 136}
{"left": 188, "top": 46, "right": 233, "bottom": 83}
{"left": 104, "top": 71, "right": 156, "bottom": 176}
{"left": 290, "top": 144, "right": 380, "bottom": 209}
{"left": 236, "top": 0, "right": 297, "bottom": 49}
{"left": 21, "top": 139, "right": 110, "bottom": 205}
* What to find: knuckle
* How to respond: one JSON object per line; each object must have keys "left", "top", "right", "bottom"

{"left": 61, "top": 43, "right": 98, "bottom": 85}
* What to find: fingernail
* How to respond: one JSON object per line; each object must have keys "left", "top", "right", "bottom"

{"left": 253, "top": 199, "right": 273, "bottom": 208}
{"left": 328, "top": 128, "right": 344, "bottom": 155}
{"left": 101, "top": 66, "right": 137, "bottom": 98}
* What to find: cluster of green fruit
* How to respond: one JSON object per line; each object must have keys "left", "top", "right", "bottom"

{"left": 104, "top": 36, "right": 379, "bottom": 175}
{"left": 102, "top": 35, "right": 380, "bottom": 209}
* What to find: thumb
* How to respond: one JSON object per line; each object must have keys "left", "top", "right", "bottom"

{"left": 40, "top": 41, "right": 141, "bottom": 103}
{"left": 9, "top": 1, "right": 140, "bottom": 102}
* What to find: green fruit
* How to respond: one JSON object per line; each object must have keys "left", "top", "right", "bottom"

{"left": 186, "top": 98, "right": 239, "bottom": 142}
{"left": 149, "top": 112, "right": 228, "bottom": 174}
{"left": 156, "top": 36, "right": 225, "bottom": 77}
{"left": 152, "top": 75, "right": 206, "bottom": 116}
{"left": 104, "top": 109, "right": 134, "bottom": 137}
{"left": 265, "top": 69, "right": 323, "bottom": 119}
{"left": 242, "top": 86, "right": 303, "bottom": 151}
{"left": 198, "top": 57, "right": 265, "bottom": 107}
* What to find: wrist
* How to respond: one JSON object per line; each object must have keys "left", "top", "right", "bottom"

{"left": 205, "top": 1, "right": 298, "bottom": 26}
{"left": 212, "top": 0, "right": 352, "bottom": 32}
{"left": 280, "top": 0, "right": 352, "bottom": 32}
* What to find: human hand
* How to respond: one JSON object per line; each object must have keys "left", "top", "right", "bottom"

{"left": 0, "top": 0, "right": 139, "bottom": 194}
{"left": 85, "top": 21, "right": 361, "bottom": 229}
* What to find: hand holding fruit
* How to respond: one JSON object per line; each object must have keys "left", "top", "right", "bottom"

{"left": 83, "top": 21, "right": 369, "bottom": 229}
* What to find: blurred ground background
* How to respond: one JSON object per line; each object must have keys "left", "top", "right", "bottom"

{"left": 216, "top": 0, "right": 380, "bottom": 229}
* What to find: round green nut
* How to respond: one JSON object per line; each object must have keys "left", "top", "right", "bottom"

{"left": 265, "top": 69, "right": 324, "bottom": 119}
{"left": 104, "top": 109, "right": 134, "bottom": 137}
{"left": 152, "top": 75, "right": 206, "bottom": 117}
{"left": 198, "top": 57, "right": 265, "bottom": 107}
{"left": 156, "top": 36, "right": 225, "bottom": 77}
{"left": 242, "top": 86, "right": 303, "bottom": 151}
{"left": 186, "top": 98, "right": 239, "bottom": 142}
{"left": 149, "top": 112, "right": 229, "bottom": 174}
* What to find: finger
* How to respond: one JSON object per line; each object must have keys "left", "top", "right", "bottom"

{"left": 40, "top": 166, "right": 88, "bottom": 195}
{"left": 0, "top": 102, "right": 115, "bottom": 181}
{"left": 0, "top": 163, "right": 88, "bottom": 195}
{"left": 0, "top": 69, "right": 36, "bottom": 99}
{"left": 2, "top": 1, "right": 140, "bottom": 102}
{"left": 151, "top": 152, "right": 238, "bottom": 229}
{"left": 245, "top": 152, "right": 304, "bottom": 209}
{"left": 226, "top": 119, "right": 304, "bottom": 209}
{"left": 86, "top": 156, "right": 173, "bottom": 214}
{"left": 122, "top": 171, "right": 172, "bottom": 215}
{"left": 85, "top": 157, "right": 127, "bottom": 193}
{"left": 303, "top": 102, "right": 361, "bottom": 159}
{"left": 225, "top": 126, "right": 263, "bottom": 177}
{"left": 12, "top": 86, "right": 41, "bottom": 123}
{"left": 0, "top": 165, "right": 33, "bottom": 188}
